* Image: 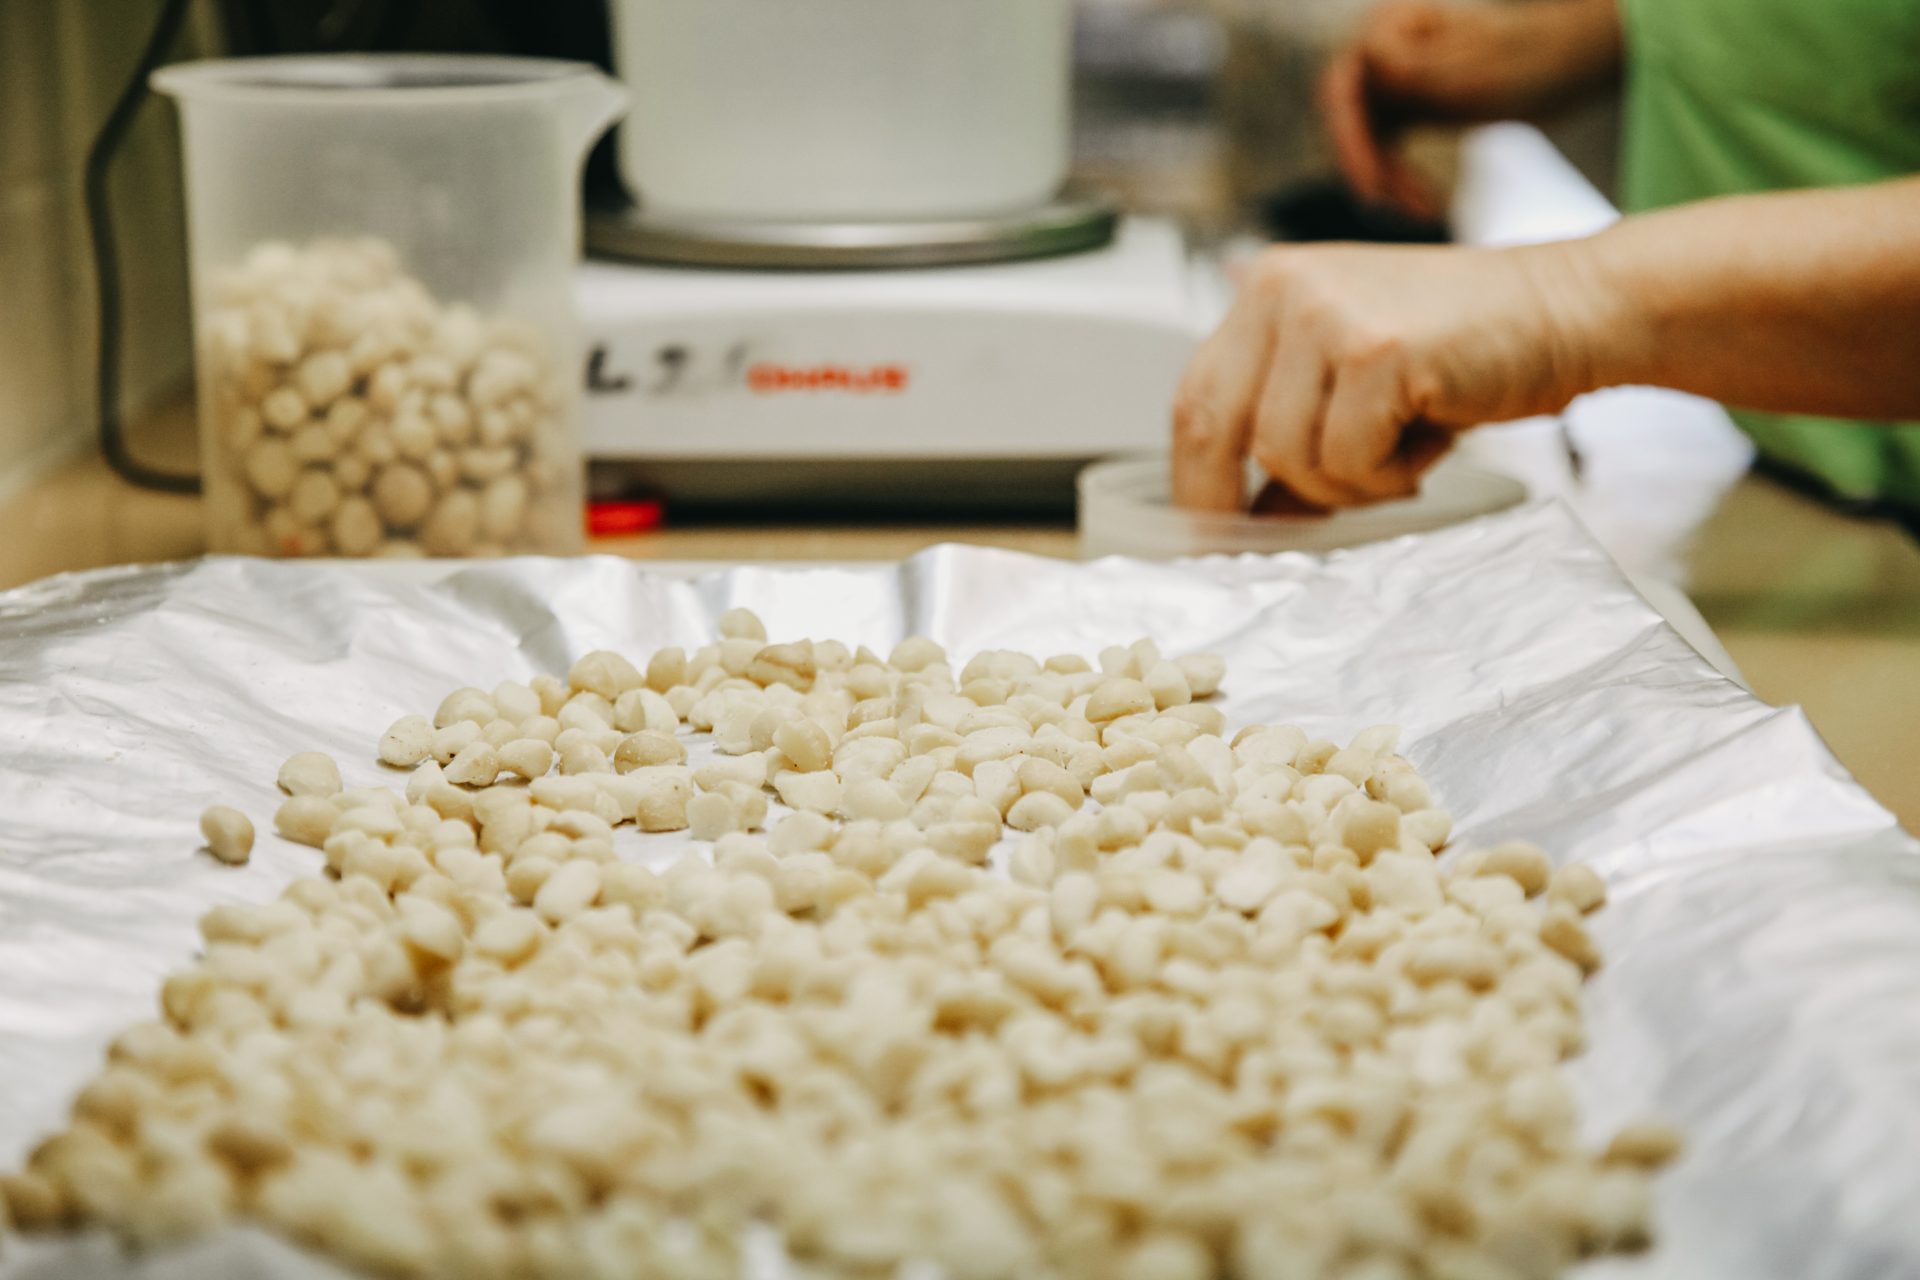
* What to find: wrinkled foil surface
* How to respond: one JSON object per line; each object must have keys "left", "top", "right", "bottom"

{"left": 2, "top": 503, "right": 1916, "bottom": 1279}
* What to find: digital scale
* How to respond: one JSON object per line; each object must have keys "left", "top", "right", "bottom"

{"left": 576, "top": 199, "right": 1223, "bottom": 513}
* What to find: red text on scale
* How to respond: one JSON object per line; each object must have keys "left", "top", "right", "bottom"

{"left": 746, "top": 362, "right": 910, "bottom": 394}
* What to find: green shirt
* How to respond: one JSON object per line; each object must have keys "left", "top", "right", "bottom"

{"left": 1620, "top": 0, "right": 1920, "bottom": 511}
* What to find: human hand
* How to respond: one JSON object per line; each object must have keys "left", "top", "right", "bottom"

{"left": 1322, "top": 0, "right": 1624, "bottom": 218}
{"left": 1170, "top": 242, "right": 1604, "bottom": 511}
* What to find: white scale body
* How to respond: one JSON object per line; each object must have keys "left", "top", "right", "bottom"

{"left": 575, "top": 219, "right": 1218, "bottom": 507}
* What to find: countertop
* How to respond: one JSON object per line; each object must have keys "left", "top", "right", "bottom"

{"left": 3, "top": 431, "right": 1916, "bottom": 834}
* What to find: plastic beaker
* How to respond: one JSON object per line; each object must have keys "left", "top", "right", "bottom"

{"left": 154, "top": 55, "right": 625, "bottom": 557}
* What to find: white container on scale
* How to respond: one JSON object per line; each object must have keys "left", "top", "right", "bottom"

{"left": 610, "top": 0, "right": 1072, "bottom": 221}
{"left": 589, "top": 0, "right": 1208, "bottom": 512}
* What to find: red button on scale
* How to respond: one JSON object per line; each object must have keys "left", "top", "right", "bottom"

{"left": 587, "top": 499, "right": 665, "bottom": 536}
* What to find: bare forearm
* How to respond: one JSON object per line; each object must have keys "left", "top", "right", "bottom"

{"left": 1551, "top": 179, "right": 1920, "bottom": 419}
{"left": 1167, "top": 174, "right": 1920, "bottom": 514}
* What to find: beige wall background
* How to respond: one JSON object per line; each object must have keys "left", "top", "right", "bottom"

{"left": 0, "top": 0, "right": 219, "bottom": 504}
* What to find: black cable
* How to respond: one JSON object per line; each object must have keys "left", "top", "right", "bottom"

{"left": 86, "top": 0, "right": 200, "bottom": 493}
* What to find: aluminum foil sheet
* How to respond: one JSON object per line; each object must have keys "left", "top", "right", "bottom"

{"left": 2, "top": 502, "right": 1917, "bottom": 1279}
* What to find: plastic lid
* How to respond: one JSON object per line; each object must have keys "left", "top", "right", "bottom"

{"left": 1077, "top": 454, "right": 1529, "bottom": 559}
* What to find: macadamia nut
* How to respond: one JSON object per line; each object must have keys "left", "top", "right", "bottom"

{"left": 276, "top": 751, "right": 342, "bottom": 798}
{"left": 198, "top": 806, "right": 254, "bottom": 865}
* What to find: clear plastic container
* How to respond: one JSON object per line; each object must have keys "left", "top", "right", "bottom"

{"left": 154, "top": 56, "right": 625, "bottom": 558}
{"left": 611, "top": 0, "right": 1072, "bottom": 222}
{"left": 1078, "top": 455, "right": 1529, "bottom": 559}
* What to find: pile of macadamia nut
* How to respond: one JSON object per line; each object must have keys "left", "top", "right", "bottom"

{"left": 197, "top": 238, "right": 575, "bottom": 558}
{"left": 3, "top": 616, "right": 1681, "bottom": 1280}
